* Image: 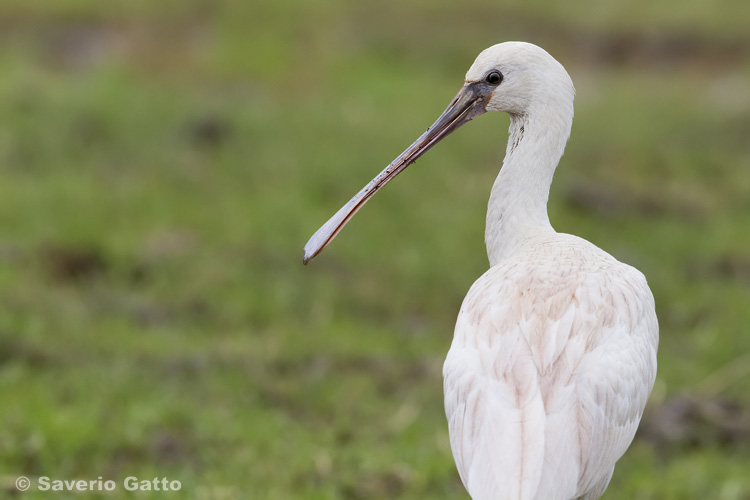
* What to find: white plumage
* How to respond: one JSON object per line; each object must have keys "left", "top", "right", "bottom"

{"left": 304, "top": 42, "right": 658, "bottom": 500}
{"left": 444, "top": 234, "right": 657, "bottom": 500}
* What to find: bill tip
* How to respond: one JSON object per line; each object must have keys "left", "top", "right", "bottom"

{"left": 303, "top": 248, "right": 314, "bottom": 265}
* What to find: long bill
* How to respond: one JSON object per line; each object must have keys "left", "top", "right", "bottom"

{"left": 303, "top": 82, "right": 489, "bottom": 264}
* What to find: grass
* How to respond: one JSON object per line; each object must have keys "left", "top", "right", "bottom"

{"left": 1, "top": 0, "right": 749, "bottom": 498}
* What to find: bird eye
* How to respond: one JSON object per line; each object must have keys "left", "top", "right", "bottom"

{"left": 486, "top": 71, "right": 503, "bottom": 85}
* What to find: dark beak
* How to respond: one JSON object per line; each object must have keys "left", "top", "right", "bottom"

{"left": 303, "top": 82, "right": 489, "bottom": 264}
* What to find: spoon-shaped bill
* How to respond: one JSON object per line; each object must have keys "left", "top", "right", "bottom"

{"left": 303, "top": 82, "right": 489, "bottom": 264}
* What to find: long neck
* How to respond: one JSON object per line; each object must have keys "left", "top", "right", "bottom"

{"left": 485, "top": 102, "right": 573, "bottom": 265}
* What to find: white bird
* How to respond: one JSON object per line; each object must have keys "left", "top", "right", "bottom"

{"left": 303, "top": 42, "right": 658, "bottom": 500}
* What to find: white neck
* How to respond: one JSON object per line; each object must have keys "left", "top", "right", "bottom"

{"left": 485, "top": 101, "right": 573, "bottom": 265}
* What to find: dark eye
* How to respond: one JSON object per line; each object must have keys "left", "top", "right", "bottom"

{"left": 486, "top": 71, "right": 503, "bottom": 85}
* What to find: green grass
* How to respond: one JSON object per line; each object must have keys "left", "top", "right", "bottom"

{"left": 1, "top": 0, "right": 749, "bottom": 498}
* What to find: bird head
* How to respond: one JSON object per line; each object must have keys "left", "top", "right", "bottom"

{"left": 464, "top": 42, "right": 574, "bottom": 116}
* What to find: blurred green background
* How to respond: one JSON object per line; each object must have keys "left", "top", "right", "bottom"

{"left": 1, "top": 0, "right": 749, "bottom": 498}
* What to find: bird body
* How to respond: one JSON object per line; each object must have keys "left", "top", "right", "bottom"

{"left": 304, "top": 41, "right": 658, "bottom": 500}
{"left": 445, "top": 232, "right": 657, "bottom": 500}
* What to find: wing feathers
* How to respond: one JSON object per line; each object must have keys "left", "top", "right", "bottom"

{"left": 443, "top": 243, "right": 658, "bottom": 500}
